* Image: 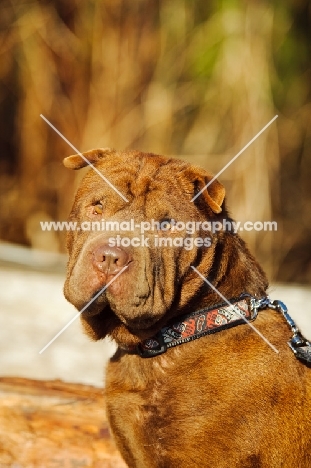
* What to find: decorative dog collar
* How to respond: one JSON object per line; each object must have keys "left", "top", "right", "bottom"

{"left": 129, "top": 295, "right": 311, "bottom": 363}
{"left": 135, "top": 293, "right": 261, "bottom": 358}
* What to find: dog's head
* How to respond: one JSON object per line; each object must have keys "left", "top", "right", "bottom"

{"left": 63, "top": 148, "right": 266, "bottom": 347}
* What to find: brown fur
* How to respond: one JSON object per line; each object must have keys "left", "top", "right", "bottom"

{"left": 63, "top": 149, "right": 311, "bottom": 468}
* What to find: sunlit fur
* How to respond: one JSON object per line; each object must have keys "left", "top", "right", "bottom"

{"left": 64, "top": 149, "right": 311, "bottom": 468}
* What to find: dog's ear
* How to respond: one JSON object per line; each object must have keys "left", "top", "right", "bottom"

{"left": 63, "top": 148, "right": 115, "bottom": 170}
{"left": 182, "top": 166, "right": 225, "bottom": 214}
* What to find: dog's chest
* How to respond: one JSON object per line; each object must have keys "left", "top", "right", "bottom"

{"left": 105, "top": 356, "right": 176, "bottom": 465}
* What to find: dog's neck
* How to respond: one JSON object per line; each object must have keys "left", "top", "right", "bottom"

{"left": 182, "top": 232, "right": 268, "bottom": 316}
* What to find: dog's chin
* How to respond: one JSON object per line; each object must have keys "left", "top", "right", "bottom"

{"left": 112, "top": 302, "right": 168, "bottom": 332}
{"left": 83, "top": 304, "right": 162, "bottom": 331}
{"left": 80, "top": 299, "right": 167, "bottom": 346}
{"left": 123, "top": 316, "right": 162, "bottom": 331}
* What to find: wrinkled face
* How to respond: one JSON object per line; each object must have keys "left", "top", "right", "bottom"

{"left": 63, "top": 149, "right": 225, "bottom": 345}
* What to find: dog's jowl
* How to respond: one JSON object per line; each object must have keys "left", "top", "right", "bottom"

{"left": 63, "top": 148, "right": 311, "bottom": 468}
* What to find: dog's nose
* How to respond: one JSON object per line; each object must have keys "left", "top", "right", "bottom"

{"left": 92, "top": 245, "right": 130, "bottom": 274}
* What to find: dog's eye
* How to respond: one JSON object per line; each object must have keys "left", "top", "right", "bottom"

{"left": 93, "top": 202, "right": 104, "bottom": 215}
{"left": 159, "top": 218, "right": 173, "bottom": 231}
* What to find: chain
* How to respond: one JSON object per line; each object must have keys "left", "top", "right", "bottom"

{"left": 254, "top": 297, "right": 311, "bottom": 364}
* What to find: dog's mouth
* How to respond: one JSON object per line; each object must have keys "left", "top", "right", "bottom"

{"left": 81, "top": 292, "right": 162, "bottom": 333}
{"left": 82, "top": 305, "right": 159, "bottom": 330}
{"left": 80, "top": 288, "right": 108, "bottom": 317}
{"left": 124, "top": 315, "right": 160, "bottom": 330}
{"left": 81, "top": 307, "right": 104, "bottom": 318}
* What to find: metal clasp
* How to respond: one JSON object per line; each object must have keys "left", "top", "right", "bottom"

{"left": 271, "top": 299, "right": 311, "bottom": 364}
{"left": 137, "top": 332, "right": 167, "bottom": 358}
{"left": 249, "top": 295, "right": 270, "bottom": 320}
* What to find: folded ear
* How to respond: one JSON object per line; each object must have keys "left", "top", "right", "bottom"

{"left": 182, "top": 166, "right": 225, "bottom": 214}
{"left": 63, "top": 148, "right": 115, "bottom": 170}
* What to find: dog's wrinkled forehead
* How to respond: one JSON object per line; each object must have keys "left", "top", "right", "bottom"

{"left": 64, "top": 148, "right": 181, "bottom": 187}
{"left": 63, "top": 148, "right": 225, "bottom": 214}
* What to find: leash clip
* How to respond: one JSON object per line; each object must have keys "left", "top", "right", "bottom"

{"left": 288, "top": 335, "right": 311, "bottom": 364}
{"left": 249, "top": 295, "right": 270, "bottom": 320}
{"left": 271, "top": 299, "right": 311, "bottom": 365}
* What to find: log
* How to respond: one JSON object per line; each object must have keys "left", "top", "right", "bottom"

{"left": 0, "top": 377, "right": 127, "bottom": 468}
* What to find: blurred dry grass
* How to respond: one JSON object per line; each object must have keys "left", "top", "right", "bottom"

{"left": 0, "top": 0, "right": 311, "bottom": 283}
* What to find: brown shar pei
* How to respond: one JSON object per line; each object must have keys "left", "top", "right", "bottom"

{"left": 63, "top": 148, "right": 311, "bottom": 468}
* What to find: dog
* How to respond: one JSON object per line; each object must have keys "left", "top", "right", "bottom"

{"left": 63, "top": 148, "right": 311, "bottom": 468}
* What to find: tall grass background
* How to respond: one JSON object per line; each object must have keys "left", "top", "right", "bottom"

{"left": 0, "top": 0, "right": 310, "bottom": 283}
